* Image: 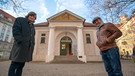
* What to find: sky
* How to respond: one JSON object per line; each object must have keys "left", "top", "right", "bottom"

{"left": 3, "top": 0, "right": 90, "bottom": 23}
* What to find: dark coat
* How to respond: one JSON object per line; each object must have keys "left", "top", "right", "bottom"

{"left": 9, "top": 17, "right": 35, "bottom": 62}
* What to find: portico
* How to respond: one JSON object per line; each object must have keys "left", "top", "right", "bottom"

{"left": 33, "top": 9, "right": 102, "bottom": 63}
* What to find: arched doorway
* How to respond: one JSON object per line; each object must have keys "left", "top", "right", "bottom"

{"left": 60, "top": 36, "right": 72, "bottom": 56}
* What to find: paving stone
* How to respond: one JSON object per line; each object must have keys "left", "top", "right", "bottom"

{"left": 0, "top": 60, "right": 135, "bottom": 76}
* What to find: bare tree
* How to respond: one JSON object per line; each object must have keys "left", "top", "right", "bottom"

{"left": 104, "top": 0, "right": 135, "bottom": 23}
{"left": 0, "top": 0, "right": 27, "bottom": 14}
{"left": 85, "top": 0, "right": 104, "bottom": 21}
{"left": 85, "top": 0, "right": 135, "bottom": 23}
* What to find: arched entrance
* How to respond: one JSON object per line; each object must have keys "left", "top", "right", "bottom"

{"left": 60, "top": 36, "right": 72, "bottom": 56}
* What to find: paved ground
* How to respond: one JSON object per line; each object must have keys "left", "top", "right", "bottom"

{"left": 0, "top": 60, "right": 135, "bottom": 76}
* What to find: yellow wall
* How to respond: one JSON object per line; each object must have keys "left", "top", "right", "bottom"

{"left": 117, "top": 15, "right": 135, "bottom": 55}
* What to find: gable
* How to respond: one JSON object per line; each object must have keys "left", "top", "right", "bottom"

{"left": 51, "top": 12, "right": 81, "bottom": 21}
{"left": 47, "top": 9, "right": 85, "bottom": 22}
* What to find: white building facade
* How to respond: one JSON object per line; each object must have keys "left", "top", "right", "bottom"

{"left": 0, "top": 14, "right": 13, "bottom": 43}
{"left": 33, "top": 10, "right": 102, "bottom": 63}
{"left": 0, "top": 9, "right": 15, "bottom": 60}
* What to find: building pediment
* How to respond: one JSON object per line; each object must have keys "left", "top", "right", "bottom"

{"left": 47, "top": 9, "right": 85, "bottom": 22}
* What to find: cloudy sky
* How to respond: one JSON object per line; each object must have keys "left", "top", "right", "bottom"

{"left": 3, "top": 0, "right": 90, "bottom": 23}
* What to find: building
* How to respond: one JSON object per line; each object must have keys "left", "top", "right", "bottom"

{"left": 33, "top": 10, "right": 102, "bottom": 63}
{"left": 0, "top": 9, "right": 15, "bottom": 60}
{"left": 117, "top": 14, "right": 135, "bottom": 56}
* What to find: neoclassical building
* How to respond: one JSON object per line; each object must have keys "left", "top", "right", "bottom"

{"left": 116, "top": 14, "right": 135, "bottom": 55}
{"left": 0, "top": 9, "right": 15, "bottom": 60}
{"left": 33, "top": 10, "right": 102, "bottom": 63}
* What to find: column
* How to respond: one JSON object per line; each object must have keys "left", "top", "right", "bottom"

{"left": 0, "top": 23, "right": 3, "bottom": 35}
{"left": 3, "top": 25, "right": 8, "bottom": 41}
{"left": 77, "top": 26, "right": 86, "bottom": 63}
{"left": 32, "top": 30, "right": 38, "bottom": 61}
{"left": 8, "top": 27, "right": 12, "bottom": 42}
{"left": 46, "top": 26, "right": 55, "bottom": 63}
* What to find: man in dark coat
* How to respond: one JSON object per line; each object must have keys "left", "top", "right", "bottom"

{"left": 8, "top": 12, "right": 36, "bottom": 76}
{"left": 92, "top": 17, "right": 123, "bottom": 76}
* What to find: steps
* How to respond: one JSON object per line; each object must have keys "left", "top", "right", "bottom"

{"left": 50, "top": 56, "right": 84, "bottom": 64}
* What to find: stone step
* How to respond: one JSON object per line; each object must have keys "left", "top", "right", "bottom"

{"left": 50, "top": 56, "right": 84, "bottom": 64}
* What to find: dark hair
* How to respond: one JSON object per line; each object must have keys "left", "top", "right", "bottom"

{"left": 92, "top": 17, "right": 101, "bottom": 24}
{"left": 25, "top": 11, "right": 37, "bottom": 19}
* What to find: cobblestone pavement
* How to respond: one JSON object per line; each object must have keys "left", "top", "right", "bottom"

{"left": 0, "top": 60, "right": 135, "bottom": 76}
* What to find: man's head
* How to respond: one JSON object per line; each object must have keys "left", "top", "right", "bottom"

{"left": 92, "top": 17, "right": 103, "bottom": 27}
{"left": 25, "top": 12, "right": 36, "bottom": 23}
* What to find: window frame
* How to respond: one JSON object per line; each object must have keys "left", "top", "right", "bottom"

{"left": 86, "top": 34, "right": 91, "bottom": 44}
{"left": 40, "top": 33, "right": 46, "bottom": 44}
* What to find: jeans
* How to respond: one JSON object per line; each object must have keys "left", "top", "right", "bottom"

{"left": 8, "top": 61, "right": 25, "bottom": 76}
{"left": 100, "top": 47, "right": 123, "bottom": 76}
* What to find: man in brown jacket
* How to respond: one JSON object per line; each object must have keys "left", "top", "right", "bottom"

{"left": 92, "top": 17, "right": 123, "bottom": 76}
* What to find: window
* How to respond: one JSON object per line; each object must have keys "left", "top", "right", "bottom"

{"left": 6, "top": 26, "right": 11, "bottom": 35}
{"left": 41, "top": 34, "right": 45, "bottom": 36}
{"left": 62, "top": 44, "right": 66, "bottom": 49}
{"left": 1, "top": 28, "right": 5, "bottom": 34}
{"left": 0, "top": 14, "right": 4, "bottom": 18}
{"left": 0, "top": 36, "right": 2, "bottom": 40}
{"left": 41, "top": 37, "right": 45, "bottom": 43}
{"left": 86, "top": 34, "right": 91, "bottom": 44}
{"left": 1, "top": 24, "right": 6, "bottom": 34}
{"left": 8, "top": 18, "right": 12, "bottom": 22}
{"left": 40, "top": 34, "right": 46, "bottom": 43}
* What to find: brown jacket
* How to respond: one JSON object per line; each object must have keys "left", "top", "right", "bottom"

{"left": 96, "top": 22, "right": 122, "bottom": 51}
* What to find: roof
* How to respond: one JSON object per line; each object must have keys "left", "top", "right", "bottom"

{"left": 47, "top": 9, "right": 85, "bottom": 22}
{"left": 35, "top": 22, "right": 49, "bottom": 27}
{"left": 35, "top": 9, "right": 96, "bottom": 27}
{"left": 35, "top": 22, "right": 96, "bottom": 27}
{"left": 0, "top": 9, "right": 15, "bottom": 22}
{"left": 83, "top": 22, "right": 96, "bottom": 27}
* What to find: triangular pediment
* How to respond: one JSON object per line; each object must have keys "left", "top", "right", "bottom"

{"left": 51, "top": 12, "right": 81, "bottom": 21}
{"left": 47, "top": 9, "right": 85, "bottom": 22}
